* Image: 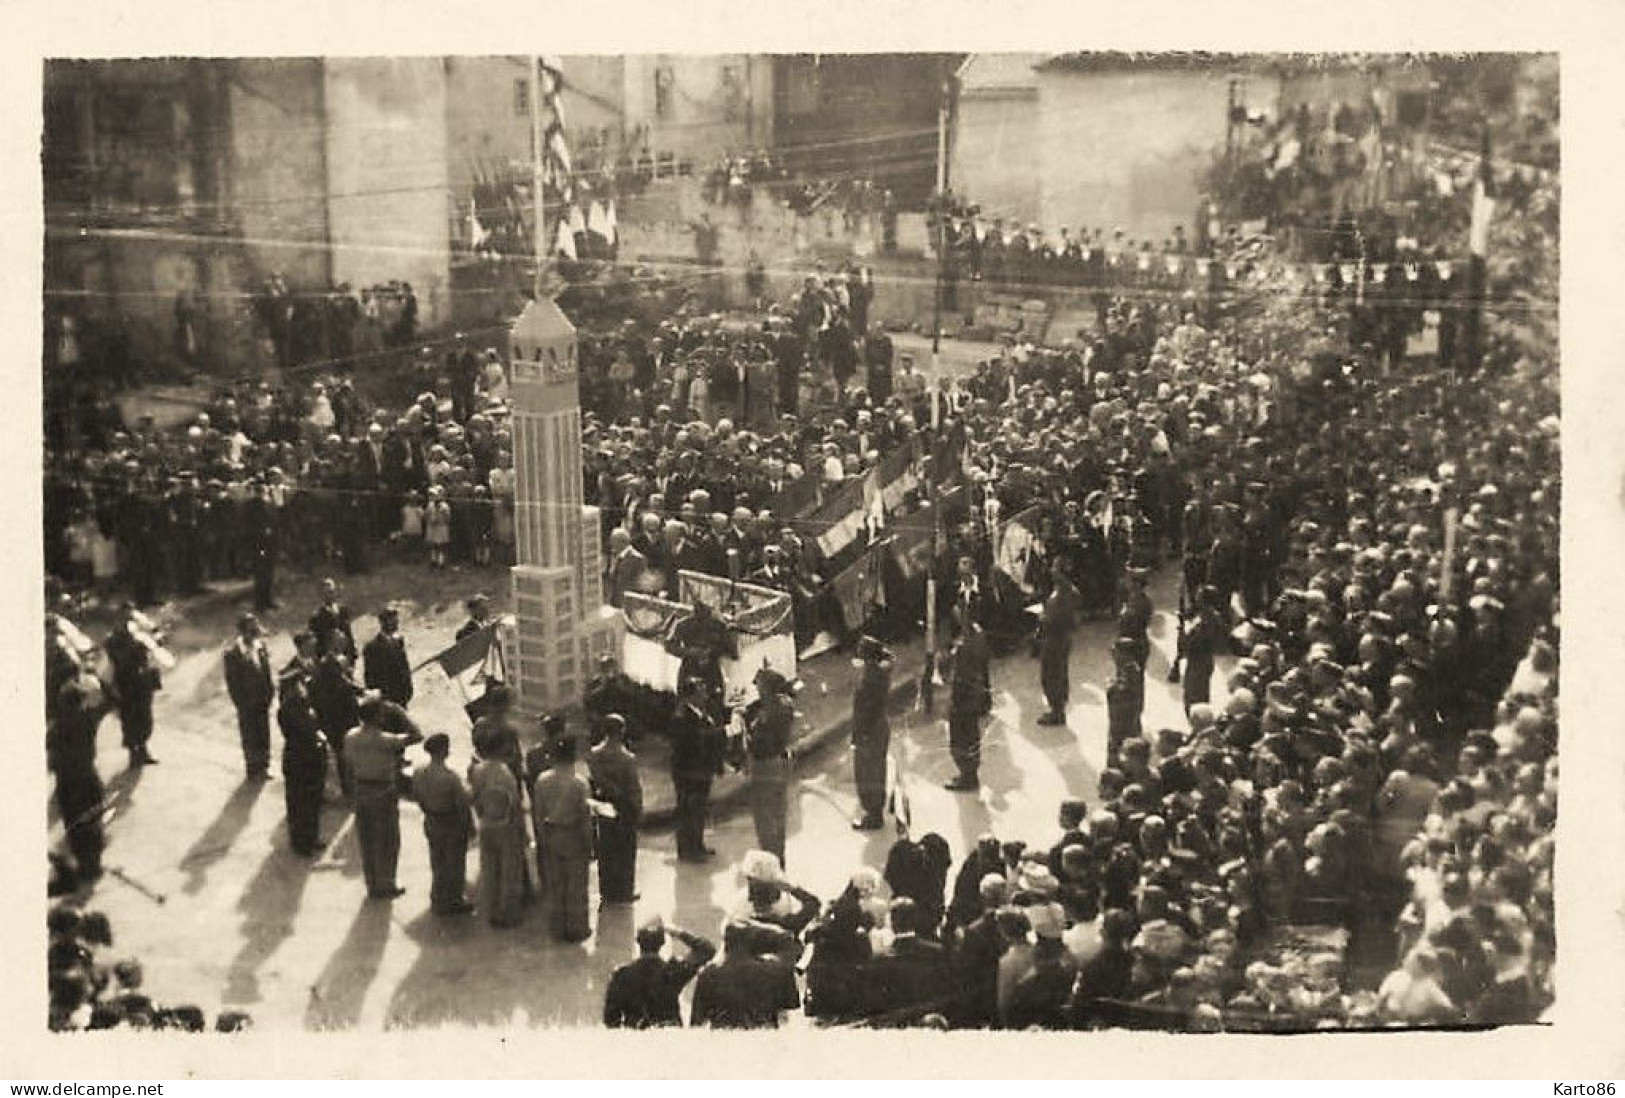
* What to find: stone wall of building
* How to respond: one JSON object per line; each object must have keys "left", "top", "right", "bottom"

{"left": 323, "top": 58, "right": 453, "bottom": 329}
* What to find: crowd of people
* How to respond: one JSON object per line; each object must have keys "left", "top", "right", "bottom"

{"left": 48, "top": 902, "right": 251, "bottom": 1033}
{"left": 583, "top": 115, "right": 1557, "bottom": 1027}
{"left": 43, "top": 65, "right": 1559, "bottom": 1034}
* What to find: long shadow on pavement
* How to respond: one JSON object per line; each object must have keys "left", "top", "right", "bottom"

{"left": 176, "top": 780, "right": 268, "bottom": 896}
{"left": 222, "top": 843, "right": 317, "bottom": 1007}
{"left": 304, "top": 899, "right": 393, "bottom": 1030}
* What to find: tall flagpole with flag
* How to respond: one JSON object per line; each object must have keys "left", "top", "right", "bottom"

{"left": 1462, "top": 126, "right": 1495, "bottom": 377}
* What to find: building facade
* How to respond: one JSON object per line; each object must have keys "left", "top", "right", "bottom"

{"left": 950, "top": 53, "right": 1436, "bottom": 246}
{"left": 44, "top": 55, "right": 779, "bottom": 378}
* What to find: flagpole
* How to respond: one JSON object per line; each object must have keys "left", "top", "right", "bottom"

{"left": 531, "top": 56, "right": 547, "bottom": 300}
{"left": 1463, "top": 125, "right": 1492, "bottom": 378}
{"left": 922, "top": 71, "right": 951, "bottom": 715}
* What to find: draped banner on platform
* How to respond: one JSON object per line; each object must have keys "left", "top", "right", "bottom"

{"left": 619, "top": 571, "right": 796, "bottom": 697}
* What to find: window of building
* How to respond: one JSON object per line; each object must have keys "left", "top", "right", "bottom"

{"left": 514, "top": 77, "right": 530, "bottom": 116}
{"left": 654, "top": 66, "right": 674, "bottom": 119}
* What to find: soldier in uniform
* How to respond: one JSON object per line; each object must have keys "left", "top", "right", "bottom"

{"left": 588, "top": 715, "right": 643, "bottom": 905}
{"left": 411, "top": 733, "right": 475, "bottom": 916}
{"left": 1241, "top": 483, "right": 1278, "bottom": 617}
{"left": 1175, "top": 586, "right": 1225, "bottom": 716}
{"left": 1105, "top": 640, "right": 1144, "bottom": 766}
{"left": 310, "top": 628, "right": 362, "bottom": 795}
{"left": 222, "top": 613, "right": 275, "bottom": 780}
{"left": 745, "top": 668, "right": 797, "bottom": 869}
{"left": 944, "top": 607, "right": 993, "bottom": 793}
{"left": 603, "top": 919, "right": 718, "bottom": 1028}
{"left": 276, "top": 666, "right": 327, "bottom": 856}
{"left": 670, "top": 677, "right": 724, "bottom": 863}
{"left": 1035, "top": 561, "right": 1081, "bottom": 726}
{"left": 849, "top": 636, "right": 893, "bottom": 830}
{"left": 1180, "top": 489, "right": 1213, "bottom": 608}
{"left": 1118, "top": 566, "right": 1154, "bottom": 689}
{"left": 532, "top": 735, "right": 594, "bottom": 943}
{"left": 362, "top": 607, "right": 413, "bottom": 709}
{"left": 469, "top": 725, "right": 527, "bottom": 928}
{"left": 342, "top": 695, "right": 423, "bottom": 900}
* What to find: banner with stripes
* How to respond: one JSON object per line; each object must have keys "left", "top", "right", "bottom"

{"left": 537, "top": 57, "right": 572, "bottom": 204}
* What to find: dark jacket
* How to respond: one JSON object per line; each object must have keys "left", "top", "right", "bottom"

{"left": 603, "top": 937, "right": 717, "bottom": 1028}
{"left": 223, "top": 640, "right": 275, "bottom": 713}
{"left": 690, "top": 955, "right": 800, "bottom": 1029}
{"left": 308, "top": 602, "right": 357, "bottom": 660}
{"left": 362, "top": 631, "right": 413, "bottom": 708}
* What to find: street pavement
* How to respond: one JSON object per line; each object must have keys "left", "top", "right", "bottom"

{"left": 54, "top": 562, "right": 1211, "bottom": 1030}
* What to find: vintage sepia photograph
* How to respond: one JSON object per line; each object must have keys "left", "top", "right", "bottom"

{"left": 39, "top": 48, "right": 1562, "bottom": 1041}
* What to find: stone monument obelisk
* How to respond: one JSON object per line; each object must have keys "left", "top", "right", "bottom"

{"left": 504, "top": 297, "right": 617, "bottom": 714}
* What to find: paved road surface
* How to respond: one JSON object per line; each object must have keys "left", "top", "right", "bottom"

{"left": 56, "top": 565, "right": 1211, "bottom": 1030}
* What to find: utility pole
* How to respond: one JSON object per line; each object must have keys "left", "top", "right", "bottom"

{"left": 530, "top": 56, "right": 547, "bottom": 300}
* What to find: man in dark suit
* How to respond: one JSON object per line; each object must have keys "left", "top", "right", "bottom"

{"left": 356, "top": 423, "right": 391, "bottom": 539}
{"left": 604, "top": 528, "right": 649, "bottom": 608}
{"left": 868, "top": 898, "right": 952, "bottom": 1022}
{"left": 362, "top": 607, "right": 413, "bottom": 709}
{"left": 603, "top": 920, "right": 717, "bottom": 1028}
{"left": 308, "top": 578, "right": 357, "bottom": 660}
{"left": 669, "top": 678, "right": 724, "bottom": 862}
{"left": 944, "top": 607, "right": 992, "bottom": 792}
{"left": 244, "top": 477, "right": 280, "bottom": 611}
{"left": 223, "top": 613, "right": 275, "bottom": 780}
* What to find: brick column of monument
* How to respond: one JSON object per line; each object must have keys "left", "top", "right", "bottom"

{"left": 504, "top": 297, "right": 616, "bottom": 714}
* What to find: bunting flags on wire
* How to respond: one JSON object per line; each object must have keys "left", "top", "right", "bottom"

{"left": 537, "top": 57, "right": 572, "bottom": 204}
